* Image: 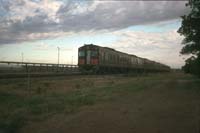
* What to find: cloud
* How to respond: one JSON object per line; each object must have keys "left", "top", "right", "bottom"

{"left": 58, "top": 1, "right": 189, "bottom": 31}
{"left": 107, "top": 29, "right": 185, "bottom": 68}
{"left": 0, "top": 0, "right": 189, "bottom": 45}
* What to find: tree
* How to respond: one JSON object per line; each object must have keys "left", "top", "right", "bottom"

{"left": 178, "top": 0, "right": 200, "bottom": 76}
{"left": 182, "top": 56, "right": 200, "bottom": 75}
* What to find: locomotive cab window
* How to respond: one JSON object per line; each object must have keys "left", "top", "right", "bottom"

{"left": 79, "top": 51, "right": 85, "bottom": 57}
{"left": 91, "top": 51, "right": 98, "bottom": 57}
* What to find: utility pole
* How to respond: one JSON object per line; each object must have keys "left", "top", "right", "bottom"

{"left": 57, "top": 47, "right": 60, "bottom": 66}
{"left": 71, "top": 56, "right": 73, "bottom": 65}
{"left": 57, "top": 47, "right": 60, "bottom": 73}
{"left": 21, "top": 52, "right": 24, "bottom": 64}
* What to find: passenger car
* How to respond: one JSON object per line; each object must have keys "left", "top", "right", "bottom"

{"left": 78, "top": 44, "right": 170, "bottom": 73}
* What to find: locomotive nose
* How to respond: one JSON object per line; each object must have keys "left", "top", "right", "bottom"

{"left": 86, "top": 50, "right": 91, "bottom": 65}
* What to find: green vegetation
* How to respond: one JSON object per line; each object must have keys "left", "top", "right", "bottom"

{"left": 0, "top": 73, "right": 199, "bottom": 133}
{"left": 178, "top": 0, "right": 200, "bottom": 76}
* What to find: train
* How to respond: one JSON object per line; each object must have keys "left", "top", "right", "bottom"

{"left": 78, "top": 44, "right": 170, "bottom": 73}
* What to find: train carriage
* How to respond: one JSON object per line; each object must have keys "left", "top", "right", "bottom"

{"left": 78, "top": 44, "right": 170, "bottom": 73}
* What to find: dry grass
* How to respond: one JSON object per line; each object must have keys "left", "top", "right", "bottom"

{"left": 0, "top": 72, "right": 199, "bottom": 133}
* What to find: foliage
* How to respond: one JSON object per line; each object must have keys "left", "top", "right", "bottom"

{"left": 182, "top": 55, "right": 200, "bottom": 76}
{"left": 178, "top": 0, "right": 200, "bottom": 76}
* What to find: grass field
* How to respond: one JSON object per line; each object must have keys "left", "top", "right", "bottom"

{"left": 0, "top": 72, "right": 200, "bottom": 133}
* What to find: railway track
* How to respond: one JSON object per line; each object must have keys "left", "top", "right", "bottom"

{"left": 0, "top": 61, "right": 165, "bottom": 79}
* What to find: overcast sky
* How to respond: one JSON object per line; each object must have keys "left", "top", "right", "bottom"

{"left": 0, "top": 0, "right": 189, "bottom": 68}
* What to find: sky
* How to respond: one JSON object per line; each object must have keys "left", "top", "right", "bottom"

{"left": 0, "top": 0, "right": 190, "bottom": 68}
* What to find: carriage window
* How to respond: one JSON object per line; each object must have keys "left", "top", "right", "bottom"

{"left": 79, "top": 51, "right": 85, "bottom": 57}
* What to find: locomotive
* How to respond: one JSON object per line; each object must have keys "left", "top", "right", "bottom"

{"left": 78, "top": 44, "right": 170, "bottom": 73}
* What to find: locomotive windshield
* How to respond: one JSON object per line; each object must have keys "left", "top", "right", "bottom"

{"left": 78, "top": 51, "right": 85, "bottom": 57}
{"left": 91, "top": 51, "right": 98, "bottom": 57}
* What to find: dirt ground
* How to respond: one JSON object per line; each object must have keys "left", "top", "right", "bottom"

{"left": 17, "top": 73, "right": 200, "bottom": 133}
